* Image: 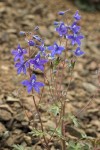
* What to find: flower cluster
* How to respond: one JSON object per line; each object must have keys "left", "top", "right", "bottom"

{"left": 12, "top": 10, "right": 85, "bottom": 94}
{"left": 53, "top": 10, "right": 85, "bottom": 57}
{"left": 12, "top": 34, "right": 47, "bottom": 93}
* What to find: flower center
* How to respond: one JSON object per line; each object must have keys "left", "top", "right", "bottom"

{"left": 74, "top": 34, "right": 77, "bottom": 38}
{"left": 54, "top": 44, "right": 58, "bottom": 50}
{"left": 32, "top": 79, "right": 35, "bottom": 85}
{"left": 73, "top": 25, "right": 76, "bottom": 28}
{"left": 18, "top": 49, "right": 21, "bottom": 53}
{"left": 36, "top": 58, "right": 40, "bottom": 63}
{"left": 76, "top": 49, "right": 80, "bottom": 54}
{"left": 61, "top": 25, "right": 66, "bottom": 32}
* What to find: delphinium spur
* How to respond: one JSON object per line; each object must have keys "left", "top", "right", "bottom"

{"left": 12, "top": 10, "right": 85, "bottom": 150}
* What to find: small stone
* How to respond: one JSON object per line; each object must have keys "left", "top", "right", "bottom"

{"left": 0, "top": 123, "right": 7, "bottom": 136}
{"left": 0, "top": 109, "right": 12, "bottom": 121}
{"left": 6, "top": 96, "right": 19, "bottom": 103}
{"left": 87, "top": 61, "right": 97, "bottom": 71}
{"left": 5, "top": 134, "right": 21, "bottom": 147}
{"left": 24, "top": 135, "right": 32, "bottom": 145}
{"left": 82, "top": 82, "right": 97, "bottom": 93}
{"left": 0, "top": 104, "right": 14, "bottom": 114}
{"left": 15, "top": 111, "right": 28, "bottom": 122}
{"left": 49, "top": 26, "right": 55, "bottom": 33}
{"left": 44, "top": 120, "right": 56, "bottom": 129}
{"left": 39, "top": 26, "right": 52, "bottom": 38}
{"left": 21, "top": 121, "right": 29, "bottom": 126}
{"left": 47, "top": 13, "right": 55, "bottom": 21}
{"left": 32, "top": 145, "right": 42, "bottom": 150}
{"left": 91, "top": 120, "right": 100, "bottom": 128}
{"left": 1, "top": 65, "right": 9, "bottom": 71}
{"left": 51, "top": 146, "right": 55, "bottom": 150}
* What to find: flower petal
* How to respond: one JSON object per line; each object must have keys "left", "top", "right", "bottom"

{"left": 17, "top": 67, "right": 22, "bottom": 74}
{"left": 15, "top": 62, "right": 21, "bottom": 68}
{"left": 48, "top": 46, "right": 54, "bottom": 51}
{"left": 27, "top": 85, "right": 33, "bottom": 93}
{"left": 30, "top": 74, "right": 36, "bottom": 81}
{"left": 21, "top": 80, "right": 29, "bottom": 86}
{"left": 11, "top": 50, "right": 18, "bottom": 55}
{"left": 36, "top": 82, "right": 44, "bottom": 87}
{"left": 34, "top": 85, "right": 40, "bottom": 93}
{"left": 23, "top": 66, "right": 26, "bottom": 74}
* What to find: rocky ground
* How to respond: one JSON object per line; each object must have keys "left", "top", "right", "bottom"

{"left": 0, "top": 0, "right": 100, "bottom": 149}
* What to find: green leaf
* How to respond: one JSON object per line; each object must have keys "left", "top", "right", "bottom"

{"left": 49, "top": 105, "right": 60, "bottom": 116}
{"left": 48, "top": 127, "right": 62, "bottom": 137}
{"left": 12, "top": 145, "right": 25, "bottom": 150}
{"left": 56, "top": 127, "right": 62, "bottom": 137}
{"left": 68, "top": 114, "right": 79, "bottom": 127}
{"left": 68, "top": 141, "right": 82, "bottom": 150}
{"left": 29, "top": 128, "right": 45, "bottom": 138}
{"left": 54, "top": 57, "right": 61, "bottom": 66}
{"left": 68, "top": 60, "right": 76, "bottom": 70}
{"left": 81, "top": 132, "right": 88, "bottom": 139}
{"left": 82, "top": 143, "right": 91, "bottom": 150}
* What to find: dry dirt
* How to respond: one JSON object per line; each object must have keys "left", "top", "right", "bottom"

{"left": 0, "top": 0, "right": 100, "bottom": 149}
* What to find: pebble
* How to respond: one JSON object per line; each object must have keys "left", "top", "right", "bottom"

{"left": 82, "top": 82, "right": 97, "bottom": 93}
{"left": 0, "top": 109, "right": 12, "bottom": 121}
{"left": 24, "top": 135, "right": 32, "bottom": 145}
{"left": 39, "top": 26, "right": 52, "bottom": 38}
{"left": 0, "top": 123, "right": 7, "bottom": 136}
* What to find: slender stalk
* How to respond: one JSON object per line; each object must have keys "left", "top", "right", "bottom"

{"left": 28, "top": 46, "right": 50, "bottom": 150}
{"left": 61, "top": 101, "right": 66, "bottom": 150}
{"left": 31, "top": 91, "right": 50, "bottom": 150}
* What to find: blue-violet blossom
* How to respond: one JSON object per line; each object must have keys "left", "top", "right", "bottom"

{"left": 74, "top": 10, "right": 81, "bottom": 21}
{"left": 67, "top": 34, "right": 84, "bottom": 46}
{"left": 28, "top": 40, "right": 35, "bottom": 46}
{"left": 70, "top": 22, "right": 81, "bottom": 33}
{"left": 30, "top": 54, "right": 48, "bottom": 71}
{"left": 48, "top": 42, "right": 65, "bottom": 57}
{"left": 56, "top": 22, "right": 67, "bottom": 36}
{"left": 73, "top": 47, "right": 85, "bottom": 57}
{"left": 15, "top": 59, "right": 28, "bottom": 74}
{"left": 58, "top": 11, "right": 65, "bottom": 15}
{"left": 12, "top": 44, "right": 27, "bottom": 61}
{"left": 21, "top": 74, "right": 44, "bottom": 93}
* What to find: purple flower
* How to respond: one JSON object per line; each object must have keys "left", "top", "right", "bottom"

{"left": 37, "top": 43, "right": 45, "bottom": 52}
{"left": 15, "top": 59, "right": 28, "bottom": 74}
{"left": 70, "top": 22, "right": 81, "bottom": 33}
{"left": 30, "top": 54, "right": 48, "bottom": 71}
{"left": 67, "top": 34, "right": 84, "bottom": 46}
{"left": 54, "top": 21, "right": 60, "bottom": 26}
{"left": 74, "top": 10, "right": 81, "bottom": 21}
{"left": 56, "top": 22, "right": 67, "bottom": 36}
{"left": 58, "top": 11, "right": 65, "bottom": 15}
{"left": 73, "top": 47, "right": 85, "bottom": 57}
{"left": 11, "top": 44, "right": 27, "bottom": 61}
{"left": 37, "top": 43, "right": 46, "bottom": 56}
{"left": 28, "top": 40, "right": 35, "bottom": 46}
{"left": 21, "top": 74, "right": 44, "bottom": 93}
{"left": 48, "top": 42, "right": 65, "bottom": 57}
{"left": 58, "top": 9, "right": 70, "bottom": 15}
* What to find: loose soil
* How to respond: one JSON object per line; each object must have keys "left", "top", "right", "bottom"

{"left": 0, "top": 0, "right": 100, "bottom": 149}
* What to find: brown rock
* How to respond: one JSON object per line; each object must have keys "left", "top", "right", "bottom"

{"left": 0, "top": 109, "right": 12, "bottom": 121}
{"left": 0, "top": 123, "right": 7, "bottom": 136}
